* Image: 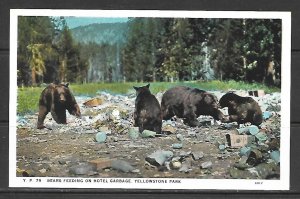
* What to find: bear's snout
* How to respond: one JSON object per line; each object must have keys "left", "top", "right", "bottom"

{"left": 59, "top": 94, "right": 66, "bottom": 102}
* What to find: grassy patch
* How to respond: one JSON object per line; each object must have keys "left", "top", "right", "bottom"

{"left": 17, "top": 81, "right": 280, "bottom": 115}
{"left": 17, "top": 87, "right": 44, "bottom": 115}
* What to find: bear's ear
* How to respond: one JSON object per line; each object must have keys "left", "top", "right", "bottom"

{"left": 65, "top": 83, "right": 69, "bottom": 88}
{"left": 133, "top": 86, "right": 139, "bottom": 91}
{"left": 146, "top": 83, "right": 150, "bottom": 88}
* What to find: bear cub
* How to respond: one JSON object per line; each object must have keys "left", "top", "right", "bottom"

{"left": 161, "top": 86, "right": 225, "bottom": 127}
{"left": 219, "top": 92, "right": 263, "bottom": 126}
{"left": 37, "top": 82, "right": 81, "bottom": 129}
{"left": 133, "top": 84, "right": 162, "bottom": 134}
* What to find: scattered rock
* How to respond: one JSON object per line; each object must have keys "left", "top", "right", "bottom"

{"left": 246, "top": 149, "right": 263, "bottom": 166}
{"left": 22, "top": 169, "right": 35, "bottom": 177}
{"left": 69, "top": 163, "right": 97, "bottom": 175}
{"left": 188, "top": 131, "right": 196, "bottom": 137}
{"left": 179, "top": 151, "right": 191, "bottom": 157}
{"left": 251, "top": 162, "right": 278, "bottom": 179}
{"left": 192, "top": 151, "right": 204, "bottom": 160}
{"left": 111, "top": 159, "right": 135, "bottom": 173}
{"left": 145, "top": 150, "right": 174, "bottom": 166}
{"left": 201, "top": 161, "right": 213, "bottom": 169}
{"left": 179, "top": 161, "right": 192, "bottom": 173}
{"left": 229, "top": 167, "right": 256, "bottom": 179}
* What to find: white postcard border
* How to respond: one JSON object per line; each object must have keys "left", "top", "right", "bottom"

{"left": 9, "top": 9, "right": 291, "bottom": 190}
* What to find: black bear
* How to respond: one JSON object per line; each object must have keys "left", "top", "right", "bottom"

{"left": 161, "top": 86, "right": 225, "bottom": 127}
{"left": 37, "top": 82, "right": 81, "bottom": 129}
{"left": 133, "top": 84, "right": 162, "bottom": 134}
{"left": 219, "top": 92, "right": 263, "bottom": 126}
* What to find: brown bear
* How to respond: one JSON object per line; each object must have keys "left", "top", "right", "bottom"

{"left": 37, "top": 82, "right": 81, "bottom": 129}
{"left": 219, "top": 92, "right": 263, "bottom": 126}
{"left": 133, "top": 84, "right": 162, "bottom": 134}
{"left": 161, "top": 86, "right": 225, "bottom": 127}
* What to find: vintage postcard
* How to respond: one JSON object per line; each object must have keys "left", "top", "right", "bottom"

{"left": 9, "top": 9, "right": 291, "bottom": 190}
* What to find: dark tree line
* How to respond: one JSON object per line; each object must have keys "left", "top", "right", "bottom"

{"left": 122, "top": 18, "right": 281, "bottom": 86}
{"left": 17, "top": 17, "right": 88, "bottom": 86}
{"left": 17, "top": 16, "right": 281, "bottom": 87}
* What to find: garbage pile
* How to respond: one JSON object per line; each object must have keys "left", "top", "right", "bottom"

{"left": 16, "top": 89, "right": 281, "bottom": 179}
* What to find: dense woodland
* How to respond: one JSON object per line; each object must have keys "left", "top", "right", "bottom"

{"left": 17, "top": 16, "right": 281, "bottom": 87}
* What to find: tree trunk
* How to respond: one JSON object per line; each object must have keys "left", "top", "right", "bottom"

{"left": 31, "top": 68, "right": 36, "bottom": 86}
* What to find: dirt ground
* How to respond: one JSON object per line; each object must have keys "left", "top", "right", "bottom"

{"left": 16, "top": 91, "right": 281, "bottom": 179}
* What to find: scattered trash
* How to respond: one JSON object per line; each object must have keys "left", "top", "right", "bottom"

{"left": 270, "top": 150, "right": 280, "bottom": 164}
{"left": 141, "top": 130, "right": 156, "bottom": 138}
{"left": 172, "top": 143, "right": 183, "bottom": 149}
{"left": 218, "top": 144, "right": 226, "bottom": 151}
{"left": 188, "top": 131, "right": 196, "bottom": 137}
{"left": 16, "top": 90, "right": 281, "bottom": 179}
{"left": 89, "top": 158, "right": 114, "bottom": 170}
{"left": 128, "top": 127, "right": 139, "bottom": 140}
{"left": 255, "top": 132, "right": 268, "bottom": 142}
{"left": 176, "top": 134, "right": 184, "bottom": 142}
{"left": 170, "top": 161, "right": 182, "bottom": 170}
{"left": 239, "top": 146, "right": 252, "bottom": 156}
{"left": 263, "top": 111, "right": 273, "bottom": 120}
{"left": 83, "top": 98, "right": 103, "bottom": 107}
{"left": 248, "top": 90, "right": 265, "bottom": 97}
{"left": 162, "top": 125, "right": 176, "bottom": 134}
{"left": 95, "top": 132, "right": 107, "bottom": 143}
{"left": 236, "top": 125, "right": 259, "bottom": 135}
{"left": 226, "top": 134, "right": 254, "bottom": 148}
{"left": 110, "top": 109, "right": 121, "bottom": 121}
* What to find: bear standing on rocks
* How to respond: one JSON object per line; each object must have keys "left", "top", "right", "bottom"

{"left": 37, "top": 82, "right": 81, "bottom": 129}
{"left": 133, "top": 84, "right": 162, "bottom": 134}
{"left": 219, "top": 92, "right": 263, "bottom": 126}
{"left": 161, "top": 86, "right": 225, "bottom": 127}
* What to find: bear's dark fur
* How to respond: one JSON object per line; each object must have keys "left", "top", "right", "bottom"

{"left": 161, "top": 86, "right": 225, "bottom": 127}
{"left": 37, "top": 83, "right": 81, "bottom": 129}
{"left": 219, "top": 92, "right": 263, "bottom": 125}
{"left": 133, "top": 84, "right": 162, "bottom": 134}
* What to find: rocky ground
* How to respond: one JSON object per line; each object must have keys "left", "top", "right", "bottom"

{"left": 16, "top": 90, "right": 281, "bottom": 179}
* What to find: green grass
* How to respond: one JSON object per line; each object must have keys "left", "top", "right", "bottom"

{"left": 17, "top": 80, "right": 280, "bottom": 115}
